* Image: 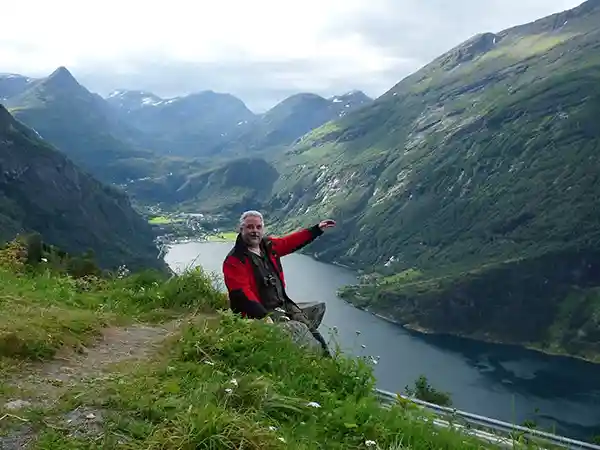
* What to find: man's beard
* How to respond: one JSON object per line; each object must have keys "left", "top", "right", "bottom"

{"left": 245, "top": 233, "right": 261, "bottom": 244}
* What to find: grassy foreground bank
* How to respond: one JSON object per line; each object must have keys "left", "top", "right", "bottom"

{"left": 0, "top": 240, "right": 529, "bottom": 449}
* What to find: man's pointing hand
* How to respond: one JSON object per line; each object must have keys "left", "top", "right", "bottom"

{"left": 318, "top": 219, "right": 336, "bottom": 231}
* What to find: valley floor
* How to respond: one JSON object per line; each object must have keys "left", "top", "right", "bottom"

{"left": 0, "top": 255, "right": 544, "bottom": 449}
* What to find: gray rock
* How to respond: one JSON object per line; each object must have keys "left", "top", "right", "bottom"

{"left": 0, "top": 426, "right": 36, "bottom": 450}
{"left": 277, "top": 320, "right": 323, "bottom": 353}
{"left": 3, "top": 399, "right": 32, "bottom": 411}
{"left": 297, "top": 301, "right": 326, "bottom": 329}
{"left": 63, "top": 406, "right": 105, "bottom": 439}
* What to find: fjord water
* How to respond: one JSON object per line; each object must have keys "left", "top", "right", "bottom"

{"left": 165, "top": 241, "right": 600, "bottom": 441}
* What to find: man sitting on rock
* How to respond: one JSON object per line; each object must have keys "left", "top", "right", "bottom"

{"left": 222, "top": 210, "right": 335, "bottom": 357}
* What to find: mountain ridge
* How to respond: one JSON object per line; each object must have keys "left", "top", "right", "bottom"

{"left": 256, "top": 0, "right": 600, "bottom": 361}
{"left": 0, "top": 104, "right": 164, "bottom": 271}
{"left": 4, "top": 67, "right": 171, "bottom": 185}
{"left": 105, "top": 87, "right": 372, "bottom": 159}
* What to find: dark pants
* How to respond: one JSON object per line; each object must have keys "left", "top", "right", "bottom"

{"left": 281, "top": 302, "right": 332, "bottom": 358}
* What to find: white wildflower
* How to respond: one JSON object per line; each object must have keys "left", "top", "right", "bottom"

{"left": 204, "top": 360, "right": 215, "bottom": 366}
{"left": 268, "top": 426, "right": 278, "bottom": 431}
{"left": 365, "top": 440, "right": 377, "bottom": 447}
{"left": 230, "top": 378, "right": 238, "bottom": 386}
{"left": 278, "top": 437, "right": 286, "bottom": 443}
{"left": 225, "top": 388, "right": 233, "bottom": 394}
{"left": 306, "top": 401, "right": 321, "bottom": 408}
{"left": 41, "top": 257, "right": 48, "bottom": 263}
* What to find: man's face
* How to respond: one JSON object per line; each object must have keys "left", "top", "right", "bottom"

{"left": 240, "top": 216, "right": 264, "bottom": 247}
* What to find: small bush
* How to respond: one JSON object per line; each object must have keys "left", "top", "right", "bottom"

{"left": 405, "top": 374, "right": 453, "bottom": 407}
{"left": 159, "top": 267, "right": 228, "bottom": 311}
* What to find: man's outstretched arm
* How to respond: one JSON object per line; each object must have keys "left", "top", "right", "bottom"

{"left": 223, "top": 256, "right": 268, "bottom": 319}
{"left": 270, "top": 219, "right": 336, "bottom": 257}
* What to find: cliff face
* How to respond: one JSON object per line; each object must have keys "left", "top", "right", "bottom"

{"left": 0, "top": 105, "right": 163, "bottom": 271}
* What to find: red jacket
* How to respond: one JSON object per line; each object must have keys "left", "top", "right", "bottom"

{"left": 222, "top": 225, "right": 323, "bottom": 318}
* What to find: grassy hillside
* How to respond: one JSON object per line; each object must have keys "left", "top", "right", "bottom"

{"left": 211, "top": 91, "right": 373, "bottom": 159}
{"left": 127, "top": 157, "right": 280, "bottom": 215}
{"left": 0, "top": 240, "right": 501, "bottom": 449}
{"left": 258, "top": 0, "right": 600, "bottom": 359}
{"left": 271, "top": 1, "right": 600, "bottom": 269}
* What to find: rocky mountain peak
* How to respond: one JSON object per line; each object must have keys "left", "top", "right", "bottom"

{"left": 330, "top": 90, "right": 372, "bottom": 106}
{"left": 45, "top": 66, "right": 80, "bottom": 90}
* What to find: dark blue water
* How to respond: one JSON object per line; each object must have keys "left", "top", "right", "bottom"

{"left": 165, "top": 241, "right": 600, "bottom": 441}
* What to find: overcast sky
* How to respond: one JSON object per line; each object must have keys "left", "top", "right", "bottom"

{"left": 1, "top": 0, "right": 584, "bottom": 111}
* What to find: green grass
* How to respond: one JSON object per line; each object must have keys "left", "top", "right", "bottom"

{"left": 148, "top": 215, "right": 184, "bottom": 225}
{"left": 381, "top": 269, "right": 424, "bottom": 285}
{"left": 0, "top": 254, "right": 534, "bottom": 449}
{"left": 0, "top": 265, "right": 226, "bottom": 364}
{"left": 28, "top": 311, "right": 498, "bottom": 449}
{"left": 206, "top": 231, "right": 238, "bottom": 242}
{"left": 479, "top": 32, "right": 580, "bottom": 63}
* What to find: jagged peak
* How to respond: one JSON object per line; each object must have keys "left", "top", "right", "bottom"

{"left": 48, "top": 66, "right": 76, "bottom": 81}
{"left": 339, "top": 89, "right": 367, "bottom": 97}
{"left": 43, "top": 66, "right": 81, "bottom": 90}
{"left": 330, "top": 90, "right": 372, "bottom": 102}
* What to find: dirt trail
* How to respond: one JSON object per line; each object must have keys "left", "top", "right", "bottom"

{"left": 0, "top": 318, "right": 186, "bottom": 449}
{"left": 12, "top": 319, "right": 182, "bottom": 400}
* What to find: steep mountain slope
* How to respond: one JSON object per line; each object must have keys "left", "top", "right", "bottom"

{"left": 0, "top": 74, "right": 34, "bottom": 100}
{"left": 106, "top": 89, "right": 255, "bottom": 158}
{"left": 5, "top": 67, "right": 162, "bottom": 183}
{"left": 266, "top": 0, "right": 600, "bottom": 359}
{"left": 106, "top": 89, "right": 371, "bottom": 160}
{"left": 0, "top": 105, "right": 164, "bottom": 271}
{"left": 216, "top": 91, "right": 372, "bottom": 157}
{"left": 127, "top": 157, "right": 279, "bottom": 215}
{"left": 111, "top": 89, "right": 370, "bottom": 208}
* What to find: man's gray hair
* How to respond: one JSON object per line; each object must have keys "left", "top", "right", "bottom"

{"left": 239, "top": 210, "right": 264, "bottom": 226}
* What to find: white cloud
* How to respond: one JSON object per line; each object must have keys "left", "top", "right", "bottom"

{"left": 1, "top": 0, "right": 378, "bottom": 67}
{"left": 0, "top": 0, "right": 587, "bottom": 110}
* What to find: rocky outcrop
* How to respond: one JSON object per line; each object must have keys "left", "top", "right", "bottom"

{"left": 297, "top": 301, "right": 326, "bottom": 328}
{"left": 276, "top": 302, "right": 328, "bottom": 353}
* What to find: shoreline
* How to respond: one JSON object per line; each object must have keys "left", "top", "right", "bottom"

{"left": 352, "top": 303, "right": 600, "bottom": 365}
